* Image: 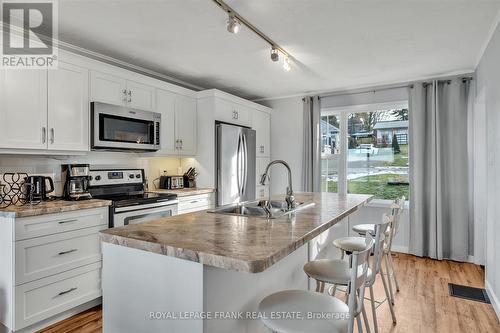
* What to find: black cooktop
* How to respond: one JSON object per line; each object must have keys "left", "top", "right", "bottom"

{"left": 93, "top": 192, "right": 177, "bottom": 208}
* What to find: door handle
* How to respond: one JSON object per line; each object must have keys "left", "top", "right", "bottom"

{"left": 58, "top": 219, "right": 77, "bottom": 224}
{"left": 236, "top": 134, "right": 242, "bottom": 196}
{"left": 58, "top": 249, "right": 78, "bottom": 255}
{"left": 42, "top": 127, "right": 46, "bottom": 144}
{"left": 57, "top": 287, "right": 78, "bottom": 296}
{"left": 241, "top": 133, "right": 248, "bottom": 195}
{"left": 122, "top": 89, "right": 128, "bottom": 102}
{"left": 128, "top": 90, "right": 132, "bottom": 103}
{"left": 50, "top": 128, "right": 54, "bottom": 144}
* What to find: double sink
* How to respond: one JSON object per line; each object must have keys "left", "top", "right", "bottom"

{"left": 209, "top": 199, "right": 314, "bottom": 219}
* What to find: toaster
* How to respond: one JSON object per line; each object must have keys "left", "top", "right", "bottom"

{"left": 159, "top": 175, "right": 184, "bottom": 189}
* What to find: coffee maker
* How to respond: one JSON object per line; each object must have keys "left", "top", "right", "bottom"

{"left": 62, "top": 164, "right": 92, "bottom": 200}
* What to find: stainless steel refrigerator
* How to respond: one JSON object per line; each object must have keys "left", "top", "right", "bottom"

{"left": 216, "top": 123, "right": 256, "bottom": 206}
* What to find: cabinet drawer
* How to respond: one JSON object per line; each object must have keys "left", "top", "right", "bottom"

{"left": 15, "top": 207, "right": 108, "bottom": 241}
{"left": 15, "top": 225, "right": 105, "bottom": 285}
{"left": 15, "top": 263, "right": 101, "bottom": 330}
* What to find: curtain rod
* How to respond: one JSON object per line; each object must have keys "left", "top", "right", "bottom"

{"left": 318, "top": 84, "right": 413, "bottom": 99}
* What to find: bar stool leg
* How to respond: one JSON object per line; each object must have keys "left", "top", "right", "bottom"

{"left": 362, "top": 306, "right": 371, "bottom": 333}
{"left": 380, "top": 267, "right": 397, "bottom": 324}
{"left": 356, "top": 314, "right": 363, "bottom": 333}
{"left": 388, "top": 252, "right": 400, "bottom": 292}
{"left": 369, "top": 285, "right": 378, "bottom": 333}
{"left": 316, "top": 280, "right": 321, "bottom": 292}
{"left": 384, "top": 253, "right": 395, "bottom": 305}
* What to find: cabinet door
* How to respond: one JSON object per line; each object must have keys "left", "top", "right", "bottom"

{"left": 253, "top": 110, "right": 271, "bottom": 157}
{"left": 0, "top": 69, "right": 48, "bottom": 149}
{"left": 256, "top": 157, "right": 270, "bottom": 198}
{"left": 175, "top": 95, "right": 197, "bottom": 155}
{"left": 214, "top": 98, "right": 250, "bottom": 126}
{"left": 127, "top": 80, "right": 155, "bottom": 111}
{"left": 48, "top": 62, "right": 89, "bottom": 151}
{"left": 155, "top": 89, "right": 176, "bottom": 155}
{"left": 90, "top": 71, "right": 126, "bottom": 105}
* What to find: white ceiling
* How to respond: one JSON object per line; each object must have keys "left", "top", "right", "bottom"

{"left": 58, "top": 0, "right": 500, "bottom": 100}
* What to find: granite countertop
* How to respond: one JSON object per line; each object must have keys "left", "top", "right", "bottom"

{"left": 149, "top": 188, "right": 215, "bottom": 197}
{"left": 100, "top": 192, "right": 372, "bottom": 273}
{"left": 0, "top": 199, "right": 112, "bottom": 218}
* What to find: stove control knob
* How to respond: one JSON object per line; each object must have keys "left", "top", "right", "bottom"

{"left": 89, "top": 176, "right": 93, "bottom": 181}
{"left": 95, "top": 175, "right": 101, "bottom": 181}
{"left": 135, "top": 174, "right": 141, "bottom": 178}
{"left": 129, "top": 174, "right": 134, "bottom": 179}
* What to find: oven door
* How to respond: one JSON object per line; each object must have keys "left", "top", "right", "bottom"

{"left": 92, "top": 102, "right": 161, "bottom": 151}
{"left": 113, "top": 201, "right": 178, "bottom": 228}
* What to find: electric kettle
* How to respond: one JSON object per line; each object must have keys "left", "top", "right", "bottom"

{"left": 24, "top": 175, "right": 55, "bottom": 201}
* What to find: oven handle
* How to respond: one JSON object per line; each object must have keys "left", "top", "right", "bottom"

{"left": 114, "top": 200, "right": 179, "bottom": 213}
{"left": 114, "top": 204, "right": 178, "bottom": 227}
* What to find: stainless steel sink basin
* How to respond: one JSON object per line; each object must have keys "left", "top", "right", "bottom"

{"left": 208, "top": 200, "right": 315, "bottom": 219}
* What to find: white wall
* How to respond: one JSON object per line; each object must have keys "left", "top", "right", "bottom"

{"left": 264, "top": 97, "right": 304, "bottom": 195}
{"left": 475, "top": 20, "right": 500, "bottom": 319}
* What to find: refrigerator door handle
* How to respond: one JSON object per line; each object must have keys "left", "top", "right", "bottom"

{"left": 241, "top": 133, "right": 248, "bottom": 196}
{"left": 236, "top": 134, "right": 241, "bottom": 196}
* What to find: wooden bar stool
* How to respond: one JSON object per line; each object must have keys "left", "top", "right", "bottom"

{"left": 259, "top": 234, "right": 374, "bottom": 333}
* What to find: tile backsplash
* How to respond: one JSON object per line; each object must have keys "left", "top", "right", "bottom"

{"left": 0, "top": 153, "right": 198, "bottom": 196}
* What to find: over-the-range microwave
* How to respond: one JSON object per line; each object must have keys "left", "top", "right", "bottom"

{"left": 91, "top": 102, "right": 161, "bottom": 152}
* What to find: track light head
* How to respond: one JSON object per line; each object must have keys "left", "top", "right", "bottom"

{"left": 227, "top": 13, "right": 241, "bottom": 34}
{"left": 270, "top": 47, "right": 279, "bottom": 62}
{"left": 283, "top": 56, "right": 291, "bottom": 72}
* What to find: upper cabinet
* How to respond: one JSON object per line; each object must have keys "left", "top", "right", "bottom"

{"left": 48, "top": 62, "right": 89, "bottom": 151}
{"left": 214, "top": 98, "right": 251, "bottom": 127}
{"left": 0, "top": 70, "right": 48, "bottom": 150}
{"left": 156, "top": 89, "right": 197, "bottom": 156}
{"left": 0, "top": 62, "right": 89, "bottom": 152}
{"left": 90, "top": 71, "right": 155, "bottom": 111}
{"left": 252, "top": 110, "right": 271, "bottom": 157}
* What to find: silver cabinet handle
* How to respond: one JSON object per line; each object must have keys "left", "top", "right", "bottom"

{"left": 42, "top": 127, "right": 46, "bottom": 144}
{"left": 180, "top": 139, "right": 183, "bottom": 149}
{"left": 260, "top": 145, "right": 265, "bottom": 153}
{"left": 57, "top": 287, "right": 77, "bottom": 296}
{"left": 58, "top": 219, "right": 77, "bottom": 224}
{"left": 50, "top": 128, "right": 55, "bottom": 144}
{"left": 122, "top": 89, "right": 128, "bottom": 102}
{"left": 128, "top": 90, "right": 132, "bottom": 103}
{"left": 58, "top": 249, "right": 78, "bottom": 255}
{"left": 190, "top": 200, "right": 199, "bottom": 204}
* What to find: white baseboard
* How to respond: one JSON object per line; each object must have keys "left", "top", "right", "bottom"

{"left": 486, "top": 280, "right": 500, "bottom": 321}
{"left": 391, "top": 245, "right": 409, "bottom": 253}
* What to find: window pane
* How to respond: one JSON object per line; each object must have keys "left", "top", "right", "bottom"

{"left": 321, "top": 114, "right": 340, "bottom": 192}
{"left": 347, "top": 109, "right": 409, "bottom": 200}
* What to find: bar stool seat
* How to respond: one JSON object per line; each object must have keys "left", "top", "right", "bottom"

{"left": 352, "top": 224, "right": 375, "bottom": 235}
{"left": 259, "top": 289, "right": 349, "bottom": 333}
{"left": 304, "top": 259, "right": 373, "bottom": 285}
{"left": 332, "top": 236, "right": 367, "bottom": 253}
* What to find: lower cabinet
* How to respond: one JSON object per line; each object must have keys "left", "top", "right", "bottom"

{"left": 0, "top": 207, "right": 108, "bottom": 332}
{"left": 177, "top": 193, "right": 215, "bottom": 215}
{"left": 14, "top": 263, "right": 102, "bottom": 330}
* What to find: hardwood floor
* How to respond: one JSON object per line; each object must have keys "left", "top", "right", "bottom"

{"left": 37, "top": 253, "right": 500, "bottom": 333}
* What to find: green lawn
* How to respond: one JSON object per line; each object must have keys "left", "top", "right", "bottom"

{"left": 384, "top": 144, "right": 409, "bottom": 167}
{"left": 324, "top": 174, "right": 409, "bottom": 200}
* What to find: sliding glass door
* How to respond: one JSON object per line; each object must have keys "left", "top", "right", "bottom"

{"left": 321, "top": 103, "right": 410, "bottom": 202}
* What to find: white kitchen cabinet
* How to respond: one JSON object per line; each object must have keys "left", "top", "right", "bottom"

{"left": 175, "top": 94, "right": 197, "bottom": 155}
{"left": 156, "top": 89, "right": 177, "bottom": 154}
{"left": 256, "top": 158, "right": 271, "bottom": 199}
{"left": 253, "top": 110, "right": 271, "bottom": 157}
{"left": 0, "top": 70, "right": 48, "bottom": 149}
{"left": 0, "top": 207, "right": 108, "bottom": 332}
{"left": 156, "top": 89, "right": 197, "bottom": 156}
{"left": 126, "top": 80, "right": 155, "bottom": 111}
{"left": 48, "top": 62, "right": 89, "bottom": 151}
{"left": 90, "top": 70, "right": 155, "bottom": 111}
{"left": 90, "top": 71, "right": 127, "bottom": 106}
{"left": 177, "top": 193, "right": 215, "bottom": 215}
{"left": 214, "top": 98, "right": 251, "bottom": 127}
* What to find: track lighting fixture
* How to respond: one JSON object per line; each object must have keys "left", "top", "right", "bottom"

{"left": 270, "top": 47, "right": 279, "bottom": 62}
{"left": 283, "top": 56, "right": 291, "bottom": 72}
{"left": 227, "top": 13, "right": 240, "bottom": 34}
{"left": 214, "top": 0, "right": 293, "bottom": 72}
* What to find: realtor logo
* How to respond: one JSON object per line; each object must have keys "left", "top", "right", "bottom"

{"left": 1, "top": 0, "right": 58, "bottom": 68}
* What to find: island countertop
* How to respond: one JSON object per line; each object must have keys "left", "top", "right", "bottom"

{"left": 100, "top": 192, "right": 372, "bottom": 273}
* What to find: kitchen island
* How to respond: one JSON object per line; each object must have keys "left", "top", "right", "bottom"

{"left": 100, "top": 192, "right": 371, "bottom": 333}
